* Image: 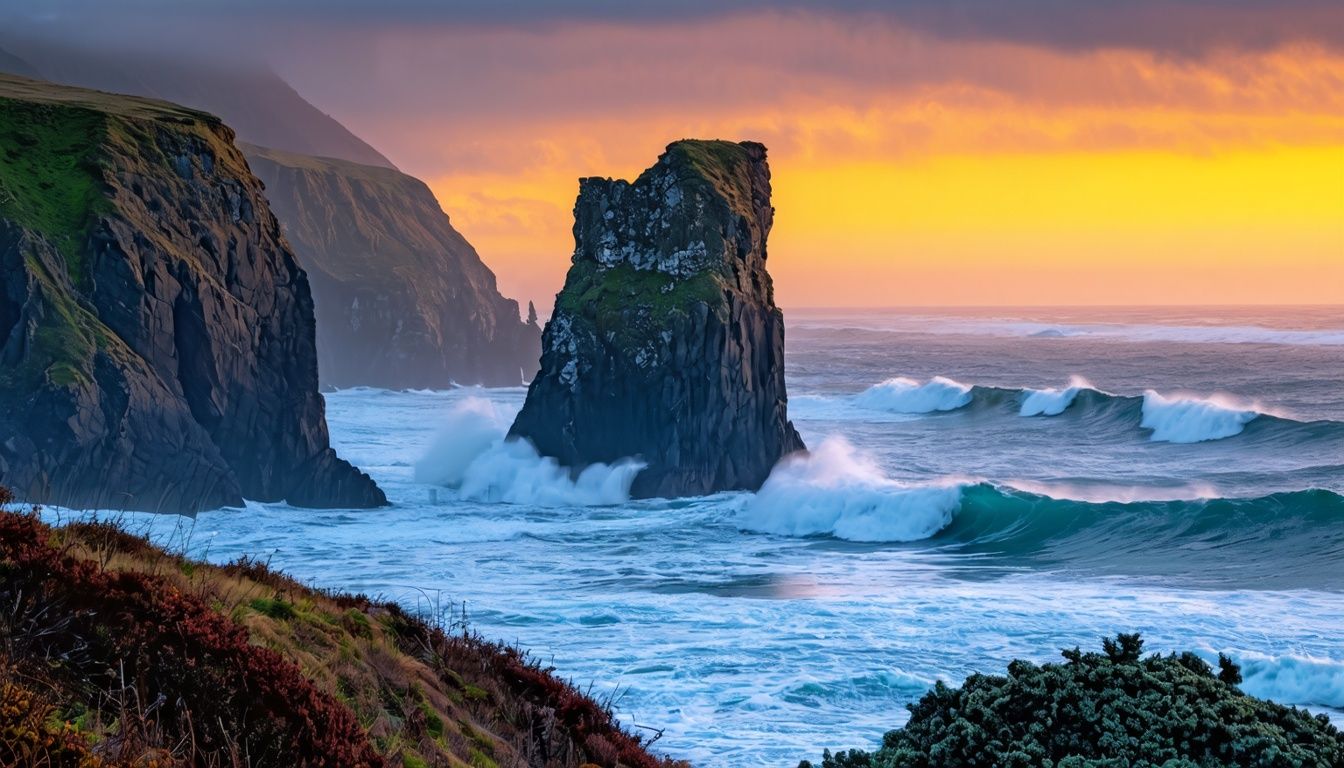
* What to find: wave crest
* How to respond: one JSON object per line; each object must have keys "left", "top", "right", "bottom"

{"left": 854, "top": 376, "right": 973, "bottom": 414}
{"left": 739, "top": 437, "right": 964, "bottom": 542}
{"left": 1231, "top": 651, "right": 1344, "bottom": 711}
{"left": 1019, "top": 376, "right": 1095, "bottom": 417}
{"left": 1140, "top": 390, "right": 1260, "bottom": 443}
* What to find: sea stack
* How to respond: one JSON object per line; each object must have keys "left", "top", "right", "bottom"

{"left": 0, "top": 74, "right": 385, "bottom": 512}
{"left": 509, "top": 139, "right": 805, "bottom": 498}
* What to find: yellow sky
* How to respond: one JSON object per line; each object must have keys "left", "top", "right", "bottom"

{"left": 357, "top": 21, "right": 1344, "bottom": 308}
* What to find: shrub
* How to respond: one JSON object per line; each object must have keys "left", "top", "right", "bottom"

{"left": 802, "top": 634, "right": 1343, "bottom": 768}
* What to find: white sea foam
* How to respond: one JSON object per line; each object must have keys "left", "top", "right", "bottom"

{"left": 415, "top": 397, "right": 643, "bottom": 506}
{"left": 739, "top": 437, "right": 964, "bottom": 542}
{"left": 1222, "top": 651, "right": 1344, "bottom": 711}
{"left": 1019, "top": 376, "right": 1095, "bottom": 417}
{"left": 1140, "top": 391, "right": 1260, "bottom": 443}
{"left": 1003, "top": 478, "right": 1221, "bottom": 503}
{"left": 854, "top": 376, "right": 973, "bottom": 414}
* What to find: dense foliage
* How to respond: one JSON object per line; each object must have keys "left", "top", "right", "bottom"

{"left": 803, "top": 634, "right": 1343, "bottom": 768}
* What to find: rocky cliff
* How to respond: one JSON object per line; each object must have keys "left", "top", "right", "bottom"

{"left": 0, "top": 74, "right": 385, "bottom": 512}
{"left": 244, "top": 145, "right": 541, "bottom": 388}
{"left": 509, "top": 139, "right": 804, "bottom": 498}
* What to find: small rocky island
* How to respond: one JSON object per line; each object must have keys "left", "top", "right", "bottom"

{"left": 509, "top": 139, "right": 805, "bottom": 498}
{"left": 0, "top": 74, "right": 384, "bottom": 512}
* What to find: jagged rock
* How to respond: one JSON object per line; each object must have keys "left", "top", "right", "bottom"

{"left": 245, "top": 145, "right": 540, "bottom": 388}
{"left": 509, "top": 139, "right": 804, "bottom": 498}
{"left": 0, "top": 74, "right": 385, "bottom": 512}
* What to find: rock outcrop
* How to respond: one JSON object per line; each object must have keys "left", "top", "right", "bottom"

{"left": 0, "top": 74, "right": 385, "bottom": 512}
{"left": 245, "top": 145, "right": 541, "bottom": 388}
{"left": 509, "top": 139, "right": 804, "bottom": 498}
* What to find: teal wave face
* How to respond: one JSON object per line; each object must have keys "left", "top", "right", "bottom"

{"left": 935, "top": 485, "right": 1344, "bottom": 589}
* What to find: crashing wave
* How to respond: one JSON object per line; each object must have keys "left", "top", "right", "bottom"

{"left": 1019, "top": 376, "right": 1095, "bottom": 417}
{"left": 1228, "top": 650, "right": 1344, "bottom": 712}
{"left": 739, "top": 437, "right": 965, "bottom": 542}
{"left": 854, "top": 376, "right": 973, "bottom": 414}
{"left": 1140, "top": 390, "right": 1260, "bottom": 443}
{"left": 415, "top": 397, "right": 643, "bottom": 506}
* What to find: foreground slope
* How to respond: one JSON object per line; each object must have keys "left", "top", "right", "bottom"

{"left": 0, "top": 74, "right": 383, "bottom": 512}
{"left": 0, "top": 490, "right": 681, "bottom": 767}
{"left": 245, "top": 145, "right": 540, "bottom": 387}
{"left": 510, "top": 139, "right": 804, "bottom": 498}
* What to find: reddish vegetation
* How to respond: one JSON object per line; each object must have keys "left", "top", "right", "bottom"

{"left": 0, "top": 503, "right": 381, "bottom": 766}
{"left": 0, "top": 487, "right": 684, "bottom": 768}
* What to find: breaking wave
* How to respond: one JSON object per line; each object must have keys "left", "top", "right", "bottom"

{"left": 415, "top": 397, "right": 643, "bottom": 506}
{"left": 1228, "top": 651, "right": 1344, "bottom": 712}
{"left": 739, "top": 437, "right": 1344, "bottom": 587}
{"left": 1019, "top": 376, "right": 1094, "bottom": 416}
{"left": 853, "top": 376, "right": 973, "bottom": 414}
{"left": 1139, "top": 390, "right": 1260, "bottom": 443}
{"left": 792, "top": 376, "right": 1340, "bottom": 446}
{"left": 739, "top": 437, "right": 964, "bottom": 542}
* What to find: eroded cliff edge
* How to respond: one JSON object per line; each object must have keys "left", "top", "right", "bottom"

{"left": 509, "top": 139, "right": 805, "bottom": 498}
{"left": 245, "top": 145, "right": 540, "bottom": 388}
{"left": 0, "top": 74, "right": 385, "bottom": 512}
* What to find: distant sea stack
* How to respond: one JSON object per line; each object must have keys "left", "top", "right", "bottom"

{"left": 0, "top": 74, "right": 385, "bottom": 512}
{"left": 245, "top": 145, "right": 540, "bottom": 388}
{"left": 509, "top": 139, "right": 805, "bottom": 498}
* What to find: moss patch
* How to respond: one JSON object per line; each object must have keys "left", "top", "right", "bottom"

{"left": 557, "top": 261, "right": 725, "bottom": 351}
{"left": 0, "top": 97, "right": 110, "bottom": 287}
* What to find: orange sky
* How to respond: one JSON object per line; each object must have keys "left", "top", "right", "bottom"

{"left": 274, "top": 10, "right": 1344, "bottom": 309}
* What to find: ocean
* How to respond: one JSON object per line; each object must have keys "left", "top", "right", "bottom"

{"left": 45, "top": 306, "right": 1344, "bottom": 766}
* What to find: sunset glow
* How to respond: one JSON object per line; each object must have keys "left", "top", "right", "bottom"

{"left": 269, "top": 14, "right": 1342, "bottom": 309}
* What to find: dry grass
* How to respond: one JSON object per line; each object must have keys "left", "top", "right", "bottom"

{"left": 0, "top": 487, "right": 687, "bottom": 768}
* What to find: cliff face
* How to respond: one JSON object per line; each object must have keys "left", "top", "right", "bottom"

{"left": 245, "top": 145, "right": 541, "bottom": 388}
{"left": 0, "top": 74, "right": 385, "bottom": 512}
{"left": 509, "top": 139, "right": 805, "bottom": 498}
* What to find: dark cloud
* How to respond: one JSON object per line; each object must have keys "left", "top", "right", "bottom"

{"left": 1, "top": 0, "right": 1341, "bottom": 57}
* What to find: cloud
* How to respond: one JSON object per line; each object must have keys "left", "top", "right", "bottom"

{"left": 3, "top": 0, "right": 1342, "bottom": 57}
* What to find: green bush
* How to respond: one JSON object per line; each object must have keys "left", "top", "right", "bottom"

{"left": 802, "top": 634, "right": 1342, "bottom": 768}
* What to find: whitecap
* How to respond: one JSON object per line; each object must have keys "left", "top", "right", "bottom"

{"left": 739, "top": 437, "right": 964, "bottom": 542}
{"left": 1220, "top": 650, "right": 1344, "bottom": 711}
{"left": 1140, "top": 390, "right": 1260, "bottom": 443}
{"left": 1019, "top": 376, "right": 1095, "bottom": 417}
{"left": 853, "top": 376, "right": 973, "bottom": 414}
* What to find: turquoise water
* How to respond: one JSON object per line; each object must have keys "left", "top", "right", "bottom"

{"left": 45, "top": 306, "right": 1344, "bottom": 766}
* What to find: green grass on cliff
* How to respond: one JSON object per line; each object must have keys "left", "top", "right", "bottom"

{"left": 659, "top": 139, "right": 759, "bottom": 217}
{"left": 666, "top": 139, "right": 752, "bottom": 181}
{"left": 0, "top": 74, "right": 237, "bottom": 392}
{"left": 0, "top": 96, "right": 109, "bottom": 286}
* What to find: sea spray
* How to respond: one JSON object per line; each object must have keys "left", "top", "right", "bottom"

{"left": 1227, "top": 651, "right": 1344, "bottom": 711}
{"left": 1140, "top": 390, "right": 1260, "bottom": 443}
{"left": 415, "top": 397, "right": 643, "bottom": 505}
{"left": 854, "top": 376, "right": 973, "bottom": 414}
{"left": 739, "top": 437, "right": 964, "bottom": 542}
